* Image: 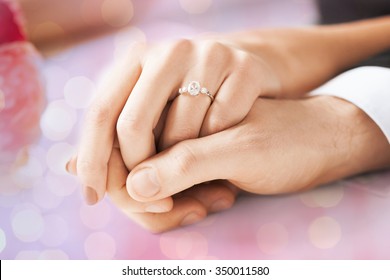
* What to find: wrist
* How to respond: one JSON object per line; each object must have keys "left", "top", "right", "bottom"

{"left": 222, "top": 17, "right": 390, "bottom": 98}
{"left": 312, "top": 96, "right": 390, "bottom": 184}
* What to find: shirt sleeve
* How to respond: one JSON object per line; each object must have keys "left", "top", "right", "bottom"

{"left": 310, "top": 66, "right": 390, "bottom": 143}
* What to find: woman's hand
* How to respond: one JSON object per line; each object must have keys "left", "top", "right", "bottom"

{"left": 75, "top": 38, "right": 282, "bottom": 204}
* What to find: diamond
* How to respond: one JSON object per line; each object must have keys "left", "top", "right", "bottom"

{"left": 179, "top": 87, "right": 187, "bottom": 94}
{"left": 201, "top": 87, "right": 208, "bottom": 94}
{"left": 187, "top": 81, "right": 200, "bottom": 96}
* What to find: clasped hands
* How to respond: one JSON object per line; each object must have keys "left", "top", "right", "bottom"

{"left": 66, "top": 37, "right": 390, "bottom": 232}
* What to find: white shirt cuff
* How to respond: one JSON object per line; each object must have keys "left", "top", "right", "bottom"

{"left": 311, "top": 66, "right": 390, "bottom": 144}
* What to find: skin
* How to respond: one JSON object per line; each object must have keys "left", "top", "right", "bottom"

{"left": 68, "top": 96, "right": 390, "bottom": 232}
{"left": 72, "top": 16, "right": 390, "bottom": 207}
{"left": 19, "top": 0, "right": 137, "bottom": 53}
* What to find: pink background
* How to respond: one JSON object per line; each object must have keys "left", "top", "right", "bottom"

{"left": 1, "top": 0, "right": 390, "bottom": 259}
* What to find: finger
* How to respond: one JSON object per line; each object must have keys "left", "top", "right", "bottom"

{"left": 117, "top": 40, "right": 193, "bottom": 170}
{"left": 126, "top": 181, "right": 236, "bottom": 232}
{"left": 129, "top": 197, "right": 207, "bottom": 233}
{"left": 157, "top": 85, "right": 213, "bottom": 150}
{"left": 126, "top": 129, "right": 238, "bottom": 202}
{"left": 68, "top": 149, "right": 173, "bottom": 212}
{"left": 178, "top": 181, "right": 236, "bottom": 213}
{"left": 200, "top": 71, "right": 259, "bottom": 136}
{"left": 158, "top": 41, "right": 231, "bottom": 150}
{"left": 154, "top": 102, "right": 172, "bottom": 149}
{"left": 65, "top": 155, "right": 77, "bottom": 176}
{"left": 107, "top": 147, "right": 173, "bottom": 213}
{"left": 77, "top": 45, "right": 143, "bottom": 204}
{"left": 68, "top": 155, "right": 237, "bottom": 210}
{"left": 199, "top": 51, "right": 281, "bottom": 136}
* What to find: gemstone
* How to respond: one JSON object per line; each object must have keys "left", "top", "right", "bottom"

{"left": 201, "top": 87, "right": 208, "bottom": 94}
{"left": 187, "top": 81, "right": 200, "bottom": 96}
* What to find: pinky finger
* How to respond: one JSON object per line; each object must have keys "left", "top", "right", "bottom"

{"left": 129, "top": 197, "right": 207, "bottom": 233}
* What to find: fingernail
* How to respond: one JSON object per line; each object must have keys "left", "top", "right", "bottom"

{"left": 65, "top": 157, "right": 77, "bottom": 175}
{"left": 83, "top": 186, "right": 98, "bottom": 205}
{"left": 65, "top": 161, "right": 75, "bottom": 175}
{"left": 131, "top": 168, "right": 160, "bottom": 198}
{"left": 145, "top": 203, "right": 170, "bottom": 213}
{"left": 210, "top": 199, "right": 232, "bottom": 212}
{"left": 181, "top": 212, "right": 203, "bottom": 226}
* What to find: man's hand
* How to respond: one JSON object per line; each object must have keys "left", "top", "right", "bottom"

{"left": 126, "top": 96, "right": 390, "bottom": 203}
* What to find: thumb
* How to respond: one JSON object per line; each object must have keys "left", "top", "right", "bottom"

{"left": 126, "top": 130, "right": 236, "bottom": 202}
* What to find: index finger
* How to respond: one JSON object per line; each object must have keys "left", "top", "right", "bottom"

{"left": 76, "top": 45, "right": 143, "bottom": 204}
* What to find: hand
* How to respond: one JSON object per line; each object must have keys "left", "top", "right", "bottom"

{"left": 66, "top": 149, "right": 238, "bottom": 233}
{"left": 125, "top": 96, "right": 390, "bottom": 203}
{"left": 68, "top": 95, "right": 390, "bottom": 232}
{"left": 75, "top": 38, "right": 282, "bottom": 204}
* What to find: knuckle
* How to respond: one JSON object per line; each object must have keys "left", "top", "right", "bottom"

{"left": 85, "top": 101, "right": 111, "bottom": 127}
{"left": 116, "top": 112, "right": 146, "bottom": 137}
{"left": 235, "top": 52, "right": 256, "bottom": 74}
{"left": 201, "top": 40, "right": 231, "bottom": 64}
{"left": 170, "top": 142, "right": 198, "bottom": 177}
{"left": 149, "top": 39, "right": 193, "bottom": 69}
{"left": 202, "top": 40, "right": 224, "bottom": 53}
{"left": 167, "top": 39, "right": 193, "bottom": 56}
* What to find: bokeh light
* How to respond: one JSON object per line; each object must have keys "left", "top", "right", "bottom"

{"left": 84, "top": 232, "right": 116, "bottom": 259}
{"left": 32, "top": 181, "right": 63, "bottom": 209}
{"left": 113, "top": 27, "right": 146, "bottom": 60}
{"left": 11, "top": 207, "right": 45, "bottom": 242}
{"left": 308, "top": 216, "right": 341, "bottom": 249}
{"left": 40, "top": 100, "right": 77, "bottom": 141}
{"left": 300, "top": 183, "right": 344, "bottom": 208}
{"left": 64, "top": 76, "right": 95, "bottom": 109}
{"left": 15, "top": 250, "right": 41, "bottom": 260}
{"left": 40, "top": 215, "right": 69, "bottom": 247}
{"left": 45, "top": 171, "right": 78, "bottom": 197}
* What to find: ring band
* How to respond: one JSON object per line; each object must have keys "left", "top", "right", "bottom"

{"left": 178, "top": 81, "right": 214, "bottom": 102}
